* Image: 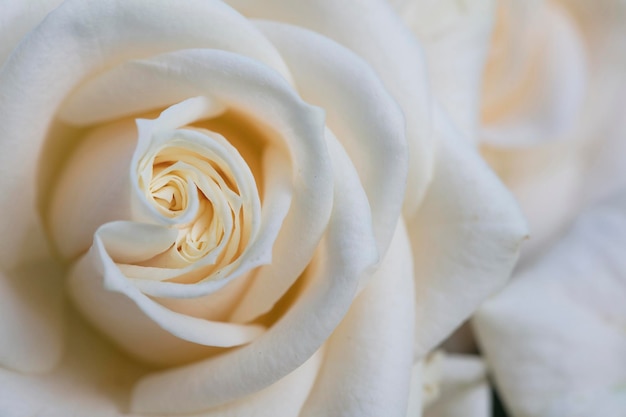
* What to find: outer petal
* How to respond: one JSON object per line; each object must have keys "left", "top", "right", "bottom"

{"left": 406, "top": 106, "right": 528, "bottom": 358}
{"left": 255, "top": 21, "right": 408, "bottom": 258}
{"left": 395, "top": 0, "right": 496, "bottom": 139}
{"left": 481, "top": 1, "right": 587, "bottom": 147}
{"left": 225, "top": 0, "right": 434, "bottom": 215}
{"left": 300, "top": 220, "right": 415, "bottom": 417}
{"left": 0, "top": 308, "right": 323, "bottom": 417}
{"left": 0, "top": 260, "right": 65, "bottom": 373}
{"left": 0, "top": 0, "right": 64, "bottom": 66}
{"left": 423, "top": 355, "right": 490, "bottom": 417}
{"left": 130, "top": 131, "right": 378, "bottom": 414}
{"left": 474, "top": 192, "right": 626, "bottom": 417}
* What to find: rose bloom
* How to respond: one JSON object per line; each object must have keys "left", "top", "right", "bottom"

{"left": 395, "top": 0, "right": 626, "bottom": 416}
{"left": 0, "top": 1, "right": 527, "bottom": 416}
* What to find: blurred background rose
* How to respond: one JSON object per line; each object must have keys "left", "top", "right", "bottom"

{"left": 394, "top": 0, "right": 626, "bottom": 416}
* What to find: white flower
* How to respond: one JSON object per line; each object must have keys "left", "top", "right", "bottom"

{"left": 0, "top": 0, "right": 526, "bottom": 415}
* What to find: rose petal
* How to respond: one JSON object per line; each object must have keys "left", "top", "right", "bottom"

{"left": 406, "top": 106, "right": 528, "bottom": 358}
{"left": 299, "top": 219, "right": 415, "bottom": 417}
{"left": 0, "top": 0, "right": 291, "bottom": 270}
{"left": 395, "top": 0, "right": 496, "bottom": 140}
{"left": 69, "top": 222, "right": 267, "bottom": 366}
{"left": 130, "top": 130, "right": 378, "bottom": 414}
{"left": 474, "top": 192, "right": 626, "bottom": 417}
{"left": 481, "top": 2, "right": 587, "bottom": 147}
{"left": 53, "top": 50, "right": 334, "bottom": 312}
{"left": 255, "top": 20, "right": 408, "bottom": 258}
{"left": 225, "top": 0, "right": 434, "bottom": 216}
{"left": 0, "top": 0, "right": 64, "bottom": 66}
{"left": 0, "top": 260, "right": 64, "bottom": 373}
{"left": 423, "top": 355, "right": 490, "bottom": 417}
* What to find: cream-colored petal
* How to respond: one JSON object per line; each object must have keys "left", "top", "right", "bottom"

{"left": 474, "top": 192, "right": 626, "bottom": 417}
{"left": 226, "top": 0, "right": 434, "bottom": 216}
{"left": 0, "top": 260, "right": 65, "bottom": 373}
{"left": 130, "top": 128, "right": 378, "bottom": 415}
{"left": 300, "top": 220, "right": 415, "bottom": 417}
{"left": 0, "top": 0, "right": 65, "bottom": 66}
{"left": 407, "top": 106, "right": 528, "bottom": 358}
{"left": 48, "top": 119, "right": 137, "bottom": 259}
{"left": 396, "top": 0, "right": 496, "bottom": 140}
{"left": 0, "top": 0, "right": 290, "bottom": 270}
{"left": 256, "top": 21, "right": 407, "bottom": 258}
{"left": 481, "top": 2, "right": 587, "bottom": 147}
{"left": 55, "top": 51, "right": 333, "bottom": 309}
{"left": 423, "top": 355, "right": 490, "bottom": 417}
{"left": 68, "top": 222, "right": 264, "bottom": 366}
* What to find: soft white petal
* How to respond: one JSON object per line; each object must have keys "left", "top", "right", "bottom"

{"left": 0, "top": 0, "right": 64, "bottom": 66}
{"left": 474, "top": 192, "right": 626, "bottom": 417}
{"left": 130, "top": 127, "right": 378, "bottom": 414}
{"left": 0, "top": 0, "right": 290, "bottom": 270}
{"left": 300, "top": 220, "right": 415, "bottom": 417}
{"left": 407, "top": 106, "right": 528, "bottom": 358}
{"left": 397, "top": 0, "right": 496, "bottom": 139}
{"left": 481, "top": 2, "right": 587, "bottom": 146}
{"left": 256, "top": 21, "right": 408, "bottom": 257}
{"left": 0, "top": 260, "right": 65, "bottom": 373}
{"left": 49, "top": 119, "right": 137, "bottom": 259}
{"left": 225, "top": 0, "right": 434, "bottom": 216}
{"left": 423, "top": 355, "right": 490, "bottom": 417}
{"left": 55, "top": 50, "right": 333, "bottom": 314}
{"left": 68, "top": 222, "right": 265, "bottom": 367}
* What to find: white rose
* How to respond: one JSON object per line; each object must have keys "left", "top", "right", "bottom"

{"left": 434, "top": 0, "right": 626, "bottom": 416}
{"left": 0, "top": 0, "right": 526, "bottom": 415}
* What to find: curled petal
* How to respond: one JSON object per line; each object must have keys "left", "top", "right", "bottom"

{"left": 474, "top": 192, "right": 626, "bottom": 417}
{"left": 130, "top": 129, "right": 378, "bottom": 414}
{"left": 300, "top": 220, "right": 415, "bottom": 417}
{"left": 0, "top": 261, "right": 65, "bottom": 373}
{"left": 225, "top": 0, "right": 434, "bottom": 215}
{"left": 407, "top": 106, "right": 528, "bottom": 358}
{"left": 256, "top": 20, "right": 408, "bottom": 258}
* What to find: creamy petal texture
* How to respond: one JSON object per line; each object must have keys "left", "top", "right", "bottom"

{"left": 225, "top": 0, "right": 434, "bottom": 216}
{"left": 394, "top": 0, "right": 496, "bottom": 140}
{"left": 300, "top": 220, "right": 415, "bottom": 417}
{"left": 130, "top": 133, "right": 378, "bottom": 414}
{"left": 407, "top": 106, "right": 528, "bottom": 357}
{"left": 475, "top": 192, "right": 626, "bottom": 417}
{"left": 422, "top": 355, "right": 490, "bottom": 417}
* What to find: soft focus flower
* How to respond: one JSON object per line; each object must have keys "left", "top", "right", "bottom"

{"left": 0, "top": 0, "right": 526, "bottom": 416}
{"left": 473, "top": 1, "right": 626, "bottom": 416}
{"left": 394, "top": 0, "right": 626, "bottom": 416}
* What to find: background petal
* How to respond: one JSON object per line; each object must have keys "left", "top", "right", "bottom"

{"left": 474, "top": 191, "right": 626, "bottom": 417}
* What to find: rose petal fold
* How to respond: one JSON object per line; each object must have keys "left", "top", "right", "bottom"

{"left": 474, "top": 191, "right": 626, "bottom": 417}
{"left": 225, "top": 0, "right": 434, "bottom": 215}
{"left": 0, "top": 0, "right": 291, "bottom": 269}
{"left": 395, "top": 0, "right": 496, "bottom": 140}
{"left": 255, "top": 20, "right": 408, "bottom": 258}
{"left": 406, "top": 106, "right": 528, "bottom": 358}
{"left": 130, "top": 129, "right": 378, "bottom": 414}
{"left": 300, "top": 219, "right": 415, "bottom": 417}
{"left": 0, "top": 260, "right": 65, "bottom": 373}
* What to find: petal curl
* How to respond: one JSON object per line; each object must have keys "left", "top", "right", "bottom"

{"left": 130, "top": 130, "right": 378, "bottom": 414}
{"left": 406, "top": 106, "right": 528, "bottom": 358}
{"left": 225, "top": 0, "right": 434, "bottom": 215}
{"left": 300, "top": 220, "right": 415, "bottom": 417}
{"left": 474, "top": 192, "right": 626, "bottom": 417}
{"left": 0, "top": 0, "right": 290, "bottom": 270}
{"left": 0, "top": 260, "right": 65, "bottom": 373}
{"left": 255, "top": 21, "right": 408, "bottom": 258}
{"left": 395, "top": 0, "right": 497, "bottom": 139}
